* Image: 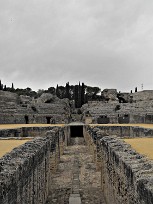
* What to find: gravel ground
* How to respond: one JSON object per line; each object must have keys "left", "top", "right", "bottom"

{"left": 46, "top": 138, "right": 106, "bottom": 204}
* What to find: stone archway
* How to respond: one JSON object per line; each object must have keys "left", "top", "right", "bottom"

{"left": 70, "top": 126, "right": 84, "bottom": 137}
{"left": 69, "top": 122, "right": 84, "bottom": 138}
{"left": 25, "top": 115, "right": 29, "bottom": 124}
{"left": 46, "top": 117, "right": 51, "bottom": 124}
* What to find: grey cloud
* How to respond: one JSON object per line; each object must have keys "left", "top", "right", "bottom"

{"left": 0, "top": 0, "right": 153, "bottom": 92}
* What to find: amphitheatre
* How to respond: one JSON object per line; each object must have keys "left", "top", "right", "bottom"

{"left": 0, "top": 86, "right": 153, "bottom": 204}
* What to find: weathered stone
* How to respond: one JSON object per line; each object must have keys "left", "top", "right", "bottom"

{"left": 85, "top": 126, "right": 153, "bottom": 204}
{"left": 0, "top": 126, "right": 67, "bottom": 204}
{"left": 101, "top": 89, "right": 118, "bottom": 102}
{"left": 0, "top": 90, "right": 70, "bottom": 124}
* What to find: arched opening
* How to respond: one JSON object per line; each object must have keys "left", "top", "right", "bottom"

{"left": 118, "top": 97, "right": 127, "bottom": 103}
{"left": 46, "top": 117, "right": 51, "bottom": 124}
{"left": 70, "top": 126, "right": 84, "bottom": 137}
{"left": 97, "top": 115, "right": 110, "bottom": 124}
{"left": 118, "top": 114, "right": 130, "bottom": 124}
{"left": 25, "top": 115, "right": 29, "bottom": 124}
{"left": 145, "top": 114, "right": 153, "bottom": 123}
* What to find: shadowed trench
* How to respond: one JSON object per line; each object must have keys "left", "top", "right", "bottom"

{"left": 46, "top": 136, "right": 106, "bottom": 204}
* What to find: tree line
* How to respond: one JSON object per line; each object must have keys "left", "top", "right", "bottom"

{"left": 0, "top": 80, "right": 101, "bottom": 108}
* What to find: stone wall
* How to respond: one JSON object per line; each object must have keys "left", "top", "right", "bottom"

{"left": 132, "top": 90, "right": 153, "bottom": 102}
{"left": 0, "top": 113, "right": 69, "bottom": 124}
{"left": 0, "top": 91, "right": 70, "bottom": 124}
{"left": 81, "top": 91, "right": 153, "bottom": 124}
{"left": 0, "top": 126, "right": 67, "bottom": 204}
{"left": 89, "top": 125, "right": 153, "bottom": 138}
{"left": 0, "top": 126, "right": 62, "bottom": 138}
{"left": 84, "top": 126, "right": 153, "bottom": 204}
{"left": 0, "top": 128, "right": 22, "bottom": 138}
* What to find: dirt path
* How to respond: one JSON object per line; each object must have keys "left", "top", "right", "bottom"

{"left": 46, "top": 138, "right": 106, "bottom": 204}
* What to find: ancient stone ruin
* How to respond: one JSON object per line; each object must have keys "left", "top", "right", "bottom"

{"left": 2, "top": 88, "right": 153, "bottom": 125}
{"left": 0, "top": 124, "right": 153, "bottom": 203}
{"left": 0, "top": 91, "right": 70, "bottom": 124}
{"left": 0, "top": 88, "right": 153, "bottom": 203}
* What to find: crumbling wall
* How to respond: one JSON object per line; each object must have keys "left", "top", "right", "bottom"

{"left": 132, "top": 90, "right": 153, "bottom": 102}
{"left": 81, "top": 91, "right": 153, "bottom": 124}
{"left": 0, "top": 91, "right": 70, "bottom": 124}
{"left": 21, "top": 126, "right": 56, "bottom": 137}
{"left": 0, "top": 127, "right": 67, "bottom": 204}
{"left": 0, "top": 126, "right": 62, "bottom": 138}
{"left": 84, "top": 126, "right": 153, "bottom": 204}
{"left": 0, "top": 128, "right": 23, "bottom": 138}
{"left": 89, "top": 125, "right": 153, "bottom": 138}
{"left": 0, "top": 113, "right": 69, "bottom": 124}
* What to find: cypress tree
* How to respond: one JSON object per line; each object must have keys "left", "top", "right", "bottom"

{"left": 135, "top": 87, "right": 137, "bottom": 92}
{"left": 74, "top": 85, "right": 79, "bottom": 108}
{"left": 56, "top": 84, "right": 59, "bottom": 97}
{"left": 65, "top": 82, "right": 70, "bottom": 99}
{"left": 11, "top": 83, "right": 14, "bottom": 89}
{"left": 0, "top": 80, "right": 2, "bottom": 90}
{"left": 4, "top": 85, "right": 6, "bottom": 91}
{"left": 78, "top": 82, "right": 82, "bottom": 108}
{"left": 81, "top": 82, "right": 85, "bottom": 106}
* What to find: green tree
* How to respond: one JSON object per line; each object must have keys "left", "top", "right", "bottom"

{"left": 46, "top": 87, "right": 55, "bottom": 95}
{"left": 81, "top": 82, "right": 85, "bottom": 105}
{"left": 11, "top": 83, "right": 14, "bottom": 90}
{"left": 56, "top": 84, "right": 59, "bottom": 97}
{"left": 57, "top": 86, "right": 66, "bottom": 99}
{"left": 65, "top": 82, "right": 70, "bottom": 99}
{"left": 4, "top": 85, "right": 6, "bottom": 91}
{"left": 78, "top": 82, "right": 82, "bottom": 108}
{"left": 37, "top": 89, "right": 45, "bottom": 97}
{"left": 86, "top": 86, "right": 101, "bottom": 100}
{"left": 69, "top": 85, "right": 75, "bottom": 100}
{"left": 74, "top": 85, "right": 79, "bottom": 108}
{"left": 0, "top": 80, "right": 2, "bottom": 90}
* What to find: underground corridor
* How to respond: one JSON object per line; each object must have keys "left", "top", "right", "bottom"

{"left": 46, "top": 128, "right": 106, "bottom": 204}
{"left": 70, "top": 125, "right": 84, "bottom": 137}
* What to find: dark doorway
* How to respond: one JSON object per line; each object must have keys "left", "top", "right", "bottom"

{"left": 25, "top": 115, "right": 29, "bottom": 124}
{"left": 46, "top": 117, "right": 51, "bottom": 124}
{"left": 145, "top": 115, "right": 153, "bottom": 123}
{"left": 118, "top": 114, "right": 130, "bottom": 124}
{"left": 70, "top": 126, "right": 84, "bottom": 137}
{"left": 97, "top": 115, "right": 110, "bottom": 124}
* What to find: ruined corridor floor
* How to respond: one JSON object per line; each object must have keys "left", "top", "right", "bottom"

{"left": 46, "top": 138, "right": 106, "bottom": 204}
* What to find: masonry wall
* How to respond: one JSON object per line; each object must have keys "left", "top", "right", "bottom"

{"left": 0, "top": 126, "right": 64, "bottom": 138}
{"left": 0, "top": 127, "right": 67, "bottom": 204}
{"left": 84, "top": 126, "right": 153, "bottom": 204}
{"left": 90, "top": 125, "right": 153, "bottom": 138}
{"left": 0, "top": 113, "right": 69, "bottom": 124}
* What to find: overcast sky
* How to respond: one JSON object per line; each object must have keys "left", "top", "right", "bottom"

{"left": 1, "top": 0, "right": 153, "bottom": 92}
